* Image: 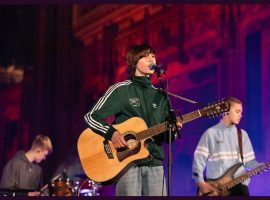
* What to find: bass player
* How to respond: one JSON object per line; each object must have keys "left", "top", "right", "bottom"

{"left": 192, "top": 96, "right": 264, "bottom": 196}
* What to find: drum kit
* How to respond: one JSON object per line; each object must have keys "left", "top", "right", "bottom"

{"left": 48, "top": 173, "right": 101, "bottom": 196}
{"left": 0, "top": 173, "right": 101, "bottom": 197}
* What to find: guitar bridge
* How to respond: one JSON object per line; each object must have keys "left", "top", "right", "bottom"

{"left": 103, "top": 140, "right": 114, "bottom": 159}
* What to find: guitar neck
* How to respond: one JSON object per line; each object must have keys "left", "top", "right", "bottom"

{"left": 135, "top": 110, "right": 202, "bottom": 140}
{"left": 179, "top": 110, "right": 202, "bottom": 124}
{"left": 225, "top": 162, "right": 270, "bottom": 189}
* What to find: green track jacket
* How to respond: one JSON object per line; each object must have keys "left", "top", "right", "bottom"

{"left": 84, "top": 76, "right": 178, "bottom": 166}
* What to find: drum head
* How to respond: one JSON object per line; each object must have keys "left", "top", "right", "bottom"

{"left": 73, "top": 179, "right": 101, "bottom": 196}
{"left": 49, "top": 179, "right": 73, "bottom": 196}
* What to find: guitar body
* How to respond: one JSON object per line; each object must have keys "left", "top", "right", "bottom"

{"left": 77, "top": 117, "right": 151, "bottom": 184}
{"left": 197, "top": 163, "right": 242, "bottom": 196}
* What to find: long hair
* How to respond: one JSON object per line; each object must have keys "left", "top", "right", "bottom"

{"left": 126, "top": 44, "right": 155, "bottom": 79}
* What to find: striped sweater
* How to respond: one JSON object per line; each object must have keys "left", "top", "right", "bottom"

{"left": 192, "top": 121, "right": 261, "bottom": 185}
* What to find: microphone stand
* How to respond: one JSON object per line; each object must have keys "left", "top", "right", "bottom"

{"left": 159, "top": 89, "right": 199, "bottom": 105}
{"left": 156, "top": 72, "right": 199, "bottom": 196}
{"left": 156, "top": 72, "right": 178, "bottom": 196}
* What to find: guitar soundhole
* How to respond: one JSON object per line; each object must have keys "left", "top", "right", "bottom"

{"left": 116, "top": 132, "right": 141, "bottom": 162}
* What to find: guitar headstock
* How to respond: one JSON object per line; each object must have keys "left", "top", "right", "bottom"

{"left": 200, "top": 100, "right": 230, "bottom": 118}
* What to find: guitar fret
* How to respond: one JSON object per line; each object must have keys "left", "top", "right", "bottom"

{"left": 137, "top": 123, "right": 167, "bottom": 140}
{"left": 180, "top": 110, "right": 201, "bottom": 124}
{"left": 135, "top": 102, "right": 230, "bottom": 142}
{"left": 136, "top": 110, "right": 203, "bottom": 141}
{"left": 225, "top": 163, "right": 270, "bottom": 189}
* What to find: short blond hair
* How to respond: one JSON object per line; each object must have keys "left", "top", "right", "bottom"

{"left": 31, "top": 135, "right": 53, "bottom": 154}
{"left": 225, "top": 96, "right": 242, "bottom": 107}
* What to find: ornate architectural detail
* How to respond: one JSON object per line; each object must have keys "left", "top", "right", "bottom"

{"left": 72, "top": 5, "right": 164, "bottom": 46}
{"left": 241, "top": 4, "right": 270, "bottom": 33}
{"left": 184, "top": 5, "right": 221, "bottom": 42}
{"left": 241, "top": 4, "right": 270, "bottom": 18}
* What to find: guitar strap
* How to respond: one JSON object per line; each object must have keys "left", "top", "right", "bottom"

{"left": 237, "top": 128, "right": 244, "bottom": 164}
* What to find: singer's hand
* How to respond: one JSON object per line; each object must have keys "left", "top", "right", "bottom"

{"left": 176, "top": 121, "right": 182, "bottom": 129}
{"left": 172, "top": 121, "right": 182, "bottom": 132}
{"left": 111, "top": 131, "right": 128, "bottom": 149}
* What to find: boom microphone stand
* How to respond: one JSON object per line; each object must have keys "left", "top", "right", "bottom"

{"left": 155, "top": 69, "right": 198, "bottom": 196}
{"left": 155, "top": 70, "right": 178, "bottom": 196}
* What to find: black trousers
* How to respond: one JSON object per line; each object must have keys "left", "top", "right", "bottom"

{"left": 229, "top": 184, "right": 250, "bottom": 196}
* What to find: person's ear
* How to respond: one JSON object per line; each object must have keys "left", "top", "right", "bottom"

{"left": 223, "top": 112, "right": 229, "bottom": 117}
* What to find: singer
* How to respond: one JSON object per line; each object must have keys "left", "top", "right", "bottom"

{"left": 83, "top": 44, "right": 182, "bottom": 196}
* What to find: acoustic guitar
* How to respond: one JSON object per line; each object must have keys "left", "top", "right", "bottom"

{"left": 78, "top": 100, "right": 229, "bottom": 184}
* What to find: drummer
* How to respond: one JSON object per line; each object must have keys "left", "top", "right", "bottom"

{"left": 0, "top": 135, "right": 53, "bottom": 196}
{"left": 50, "top": 147, "right": 85, "bottom": 196}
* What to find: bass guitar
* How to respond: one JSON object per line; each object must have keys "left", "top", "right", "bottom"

{"left": 197, "top": 162, "right": 270, "bottom": 196}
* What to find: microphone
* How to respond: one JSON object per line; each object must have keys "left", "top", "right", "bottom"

{"left": 149, "top": 63, "right": 165, "bottom": 74}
